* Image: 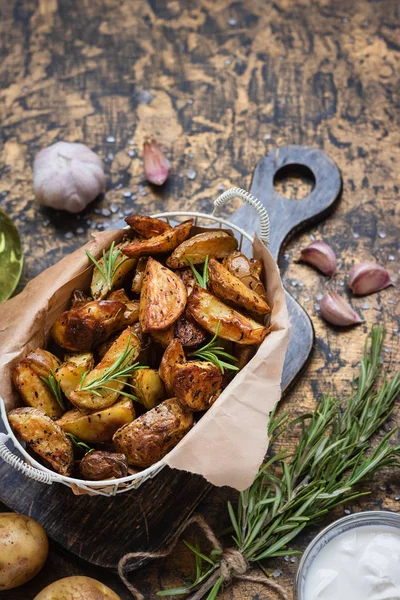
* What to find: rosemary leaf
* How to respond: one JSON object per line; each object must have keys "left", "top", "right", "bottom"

{"left": 86, "top": 241, "right": 131, "bottom": 291}
{"left": 187, "top": 256, "right": 209, "bottom": 289}
{"left": 190, "top": 322, "right": 238, "bottom": 374}
{"left": 40, "top": 370, "right": 65, "bottom": 409}
{"left": 66, "top": 433, "right": 94, "bottom": 456}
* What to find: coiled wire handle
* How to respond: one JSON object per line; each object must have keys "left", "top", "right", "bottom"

{"left": 0, "top": 433, "right": 56, "bottom": 484}
{"left": 212, "top": 187, "right": 270, "bottom": 245}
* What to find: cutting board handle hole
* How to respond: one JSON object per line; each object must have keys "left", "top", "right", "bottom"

{"left": 273, "top": 164, "right": 315, "bottom": 200}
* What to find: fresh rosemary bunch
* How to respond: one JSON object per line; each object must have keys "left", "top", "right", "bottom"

{"left": 160, "top": 326, "right": 400, "bottom": 599}
{"left": 40, "top": 370, "right": 65, "bottom": 409}
{"left": 187, "top": 256, "right": 209, "bottom": 289}
{"left": 86, "top": 241, "right": 130, "bottom": 290}
{"left": 66, "top": 433, "right": 94, "bottom": 456}
{"left": 190, "top": 323, "right": 239, "bottom": 374}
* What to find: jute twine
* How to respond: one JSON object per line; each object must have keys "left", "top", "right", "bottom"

{"left": 118, "top": 514, "right": 289, "bottom": 600}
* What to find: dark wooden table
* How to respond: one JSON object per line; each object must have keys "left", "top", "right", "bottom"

{"left": 1, "top": 0, "right": 399, "bottom": 598}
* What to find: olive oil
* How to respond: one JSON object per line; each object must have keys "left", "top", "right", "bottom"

{"left": 0, "top": 208, "right": 23, "bottom": 302}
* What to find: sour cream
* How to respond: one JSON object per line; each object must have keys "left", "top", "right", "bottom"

{"left": 304, "top": 525, "right": 400, "bottom": 600}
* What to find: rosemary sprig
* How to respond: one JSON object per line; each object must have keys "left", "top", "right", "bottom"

{"left": 86, "top": 241, "right": 131, "bottom": 290}
{"left": 187, "top": 256, "right": 209, "bottom": 289}
{"left": 66, "top": 433, "right": 94, "bottom": 456}
{"left": 160, "top": 326, "right": 400, "bottom": 598}
{"left": 190, "top": 323, "right": 239, "bottom": 374}
{"left": 40, "top": 370, "right": 65, "bottom": 409}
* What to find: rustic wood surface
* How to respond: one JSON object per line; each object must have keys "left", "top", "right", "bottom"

{"left": 1, "top": 0, "right": 399, "bottom": 598}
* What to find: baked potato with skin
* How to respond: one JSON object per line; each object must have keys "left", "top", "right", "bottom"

{"left": 234, "top": 344, "right": 257, "bottom": 370}
{"left": 71, "top": 289, "right": 92, "bottom": 308}
{"left": 55, "top": 352, "right": 94, "bottom": 398}
{"left": 69, "top": 327, "right": 141, "bottom": 411}
{"left": 177, "top": 267, "right": 197, "bottom": 296}
{"left": 8, "top": 407, "right": 73, "bottom": 476}
{"left": 151, "top": 326, "right": 175, "bottom": 349}
{"left": 107, "top": 288, "right": 130, "bottom": 302}
{"left": 34, "top": 576, "right": 120, "bottom": 600}
{"left": 172, "top": 361, "right": 223, "bottom": 411}
{"left": 51, "top": 299, "right": 139, "bottom": 352}
{"left": 122, "top": 220, "right": 193, "bottom": 258}
{"left": 131, "top": 368, "right": 165, "bottom": 409}
{"left": 174, "top": 313, "right": 207, "bottom": 348}
{"left": 79, "top": 451, "right": 128, "bottom": 480}
{"left": 139, "top": 257, "right": 187, "bottom": 332}
{"left": 125, "top": 214, "right": 172, "bottom": 238}
{"left": 12, "top": 350, "right": 63, "bottom": 419}
{"left": 166, "top": 231, "right": 238, "bottom": 268}
{"left": 159, "top": 339, "right": 186, "bottom": 395}
{"left": 113, "top": 398, "right": 193, "bottom": 467}
{"left": 187, "top": 286, "right": 270, "bottom": 345}
{"left": 90, "top": 242, "right": 137, "bottom": 300}
{"left": 207, "top": 258, "right": 270, "bottom": 315}
{"left": 57, "top": 397, "right": 135, "bottom": 442}
{"left": 223, "top": 251, "right": 267, "bottom": 300}
{"left": 131, "top": 256, "right": 147, "bottom": 293}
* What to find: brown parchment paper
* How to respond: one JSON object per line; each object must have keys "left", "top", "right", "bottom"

{"left": 0, "top": 231, "right": 289, "bottom": 492}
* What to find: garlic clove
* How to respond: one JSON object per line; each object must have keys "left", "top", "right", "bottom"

{"left": 349, "top": 262, "right": 393, "bottom": 296}
{"left": 299, "top": 241, "right": 337, "bottom": 277}
{"left": 143, "top": 137, "right": 171, "bottom": 186}
{"left": 320, "top": 292, "right": 364, "bottom": 327}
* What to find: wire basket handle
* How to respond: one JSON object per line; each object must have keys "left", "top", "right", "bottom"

{"left": 0, "top": 433, "right": 58, "bottom": 485}
{"left": 212, "top": 187, "right": 270, "bottom": 245}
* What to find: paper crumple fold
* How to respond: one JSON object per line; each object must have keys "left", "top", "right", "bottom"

{"left": 0, "top": 229, "right": 289, "bottom": 492}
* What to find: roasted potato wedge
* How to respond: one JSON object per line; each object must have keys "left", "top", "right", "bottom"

{"left": 55, "top": 352, "right": 94, "bottom": 398}
{"left": 57, "top": 397, "right": 135, "bottom": 442}
{"left": 107, "top": 288, "right": 130, "bottom": 302}
{"left": 8, "top": 408, "right": 73, "bottom": 476}
{"left": 174, "top": 313, "right": 207, "bottom": 348}
{"left": 12, "top": 350, "right": 63, "bottom": 419}
{"left": 69, "top": 327, "right": 141, "bottom": 411}
{"left": 125, "top": 215, "right": 172, "bottom": 238}
{"left": 130, "top": 368, "right": 165, "bottom": 410}
{"left": 131, "top": 257, "right": 147, "bottom": 293}
{"left": 51, "top": 299, "right": 139, "bottom": 352}
{"left": 187, "top": 286, "right": 270, "bottom": 345}
{"left": 177, "top": 267, "right": 197, "bottom": 296}
{"left": 79, "top": 451, "right": 128, "bottom": 480}
{"left": 151, "top": 326, "right": 175, "bottom": 349}
{"left": 234, "top": 345, "right": 257, "bottom": 370}
{"left": 113, "top": 398, "right": 193, "bottom": 467}
{"left": 166, "top": 231, "right": 238, "bottom": 268}
{"left": 90, "top": 242, "right": 137, "bottom": 300}
{"left": 208, "top": 258, "right": 270, "bottom": 315}
{"left": 159, "top": 339, "right": 186, "bottom": 395}
{"left": 139, "top": 258, "right": 187, "bottom": 332}
{"left": 122, "top": 220, "right": 193, "bottom": 258}
{"left": 71, "top": 289, "right": 92, "bottom": 308}
{"left": 223, "top": 251, "right": 267, "bottom": 300}
{"left": 172, "top": 361, "right": 222, "bottom": 411}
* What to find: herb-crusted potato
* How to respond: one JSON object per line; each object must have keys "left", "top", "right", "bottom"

{"left": 150, "top": 326, "right": 175, "bottom": 349}
{"left": 188, "top": 286, "right": 270, "bottom": 345}
{"left": 223, "top": 251, "right": 267, "bottom": 300}
{"left": 113, "top": 398, "right": 193, "bottom": 467}
{"left": 55, "top": 352, "right": 94, "bottom": 398}
{"left": 166, "top": 231, "right": 238, "bottom": 268}
{"left": 139, "top": 257, "right": 187, "bottom": 332}
{"left": 51, "top": 299, "right": 139, "bottom": 352}
{"left": 131, "top": 257, "right": 147, "bottom": 293}
{"left": 208, "top": 258, "right": 270, "bottom": 315}
{"left": 90, "top": 242, "right": 137, "bottom": 300}
{"left": 8, "top": 408, "right": 73, "bottom": 476}
{"left": 125, "top": 215, "right": 172, "bottom": 238}
{"left": 122, "top": 220, "right": 193, "bottom": 258}
{"left": 234, "top": 345, "right": 257, "bottom": 370}
{"left": 79, "top": 451, "right": 128, "bottom": 481}
{"left": 107, "top": 288, "right": 130, "bottom": 302}
{"left": 172, "top": 361, "right": 223, "bottom": 411}
{"left": 71, "top": 289, "right": 92, "bottom": 308}
{"left": 174, "top": 313, "right": 207, "bottom": 348}
{"left": 177, "top": 267, "right": 197, "bottom": 295}
{"left": 131, "top": 368, "right": 165, "bottom": 409}
{"left": 57, "top": 397, "right": 135, "bottom": 442}
{"left": 159, "top": 339, "right": 186, "bottom": 395}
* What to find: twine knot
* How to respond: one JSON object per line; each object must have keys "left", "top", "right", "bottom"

{"left": 220, "top": 548, "right": 248, "bottom": 581}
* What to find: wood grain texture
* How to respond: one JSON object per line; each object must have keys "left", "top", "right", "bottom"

{"left": 1, "top": 0, "right": 399, "bottom": 598}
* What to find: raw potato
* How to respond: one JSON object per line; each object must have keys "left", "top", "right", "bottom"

{"left": 125, "top": 214, "right": 172, "bottom": 238}
{"left": 12, "top": 350, "right": 63, "bottom": 419}
{"left": 55, "top": 352, "right": 94, "bottom": 398}
{"left": 90, "top": 242, "right": 137, "bottom": 300}
{"left": 113, "top": 398, "right": 193, "bottom": 467}
{"left": 8, "top": 408, "right": 73, "bottom": 476}
{"left": 122, "top": 220, "right": 193, "bottom": 258}
{"left": 34, "top": 576, "right": 120, "bottom": 600}
{"left": 159, "top": 339, "right": 186, "bottom": 395}
{"left": 51, "top": 299, "right": 139, "bottom": 352}
{"left": 172, "top": 361, "right": 222, "bottom": 411}
{"left": 0, "top": 513, "right": 48, "bottom": 591}
{"left": 188, "top": 286, "right": 270, "bottom": 345}
{"left": 166, "top": 230, "right": 238, "bottom": 268}
{"left": 79, "top": 451, "right": 128, "bottom": 480}
{"left": 151, "top": 326, "right": 175, "bottom": 348}
{"left": 223, "top": 251, "right": 267, "bottom": 300}
{"left": 208, "top": 258, "right": 270, "bottom": 315}
{"left": 69, "top": 327, "right": 141, "bottom": 411}
{"left": 139, "top": 257, "right": 187, "bottom": 332}
{"left": 131, "top": 257, "right": 147, "bottom": 293}
{"left": 57, "top": 397, "right": 135, "bottom": 442}
{"left": 131, "top": 368, "right": 165, "bottom": 409}
{"left": 174, "top": 313, "right": 207, "bottom": 348}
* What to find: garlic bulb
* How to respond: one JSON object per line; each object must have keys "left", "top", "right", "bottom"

{"left": 33, "top": 142, "right": 105, "bottom": 213}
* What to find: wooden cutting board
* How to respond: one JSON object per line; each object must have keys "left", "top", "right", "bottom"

{"left": 0, "top": 145, "right": 341, "bottom": 569}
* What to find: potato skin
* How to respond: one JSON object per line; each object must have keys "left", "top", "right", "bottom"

{"left": 55, "top": 352, "right": 94, "bottom": 398}
{"left": 151, "top": 325, "right": 175, "bottom": 349}
{"left": 0, "top": 513, "right": 48, "bottom": 591}
{"left": 122, "top": 220, "right": 193, "bottom": 258}
{"left": 174, "top": 313, "right": 207, "bottom": 348}
{"left": 34, "top": 576, "right": 120, "bottom": 600}
{"left": 131, "top": 256, "right": 147, "bottom": 293}
{"left": 208, "top": 258, "right": 270, "bottom": 315}
{"left": 172, "top": 361, "right": 222, "bottom": 411}
{"left": 131, "top": 369, "right": 165, "bottom": 409}
{"left": 79, "top": 451, "right": 128, "bottom": 481}
{"left": 51, "top": 300, "right": 138, "bottom": 352}
{"left": 223, "top": 251, "right": 267, "bottom": 300}
{"left": 8, "top": 408, "right": 73, "bottom": 476}
{"left": 159, "top": 339, "right": 186, "bottom": 395}
{"left": 166, "top": 231, "right": 238, "bottom": 268}
{"left": 125, "top": 215, "right": 172, "bottom": 238}
{"left": 113, "top": 398, "right": 193, "bottom": 467}
{"left": 187, "top": 286, "right": 270, "bottom": 345}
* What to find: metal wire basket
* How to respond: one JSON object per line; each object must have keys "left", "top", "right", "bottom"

{"left": 0, "top": 188, "right": 270, "bottom": 496}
